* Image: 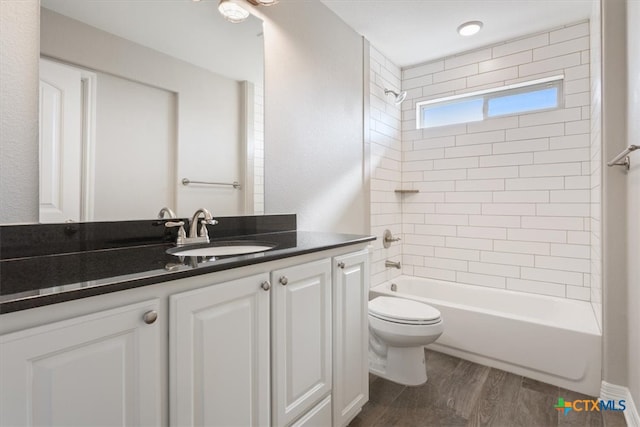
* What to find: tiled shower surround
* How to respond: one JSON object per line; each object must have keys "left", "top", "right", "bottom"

{"left": 369, "top": 46, "right": 403, "bottom": 286}
{"left": 370, "top": 21, "right": 600, "bottom": 303}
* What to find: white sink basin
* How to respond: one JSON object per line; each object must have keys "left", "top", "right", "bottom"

{"left": 168, "top": 242, "right": 275, "bottom": 257}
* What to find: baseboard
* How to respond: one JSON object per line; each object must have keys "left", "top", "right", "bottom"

{"left": 600, "top": 381, "right": 640, "bottom": 427}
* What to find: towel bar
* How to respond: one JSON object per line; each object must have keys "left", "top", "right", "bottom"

{"left": 608, "top": 145, "right": 639, "bottom": 170}
{"left": 181, "top": 178, "right": 241, "bottom": 189}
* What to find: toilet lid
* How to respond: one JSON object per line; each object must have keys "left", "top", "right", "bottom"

{"left": 369, "top": 296, "right": 441, "bottom": 324}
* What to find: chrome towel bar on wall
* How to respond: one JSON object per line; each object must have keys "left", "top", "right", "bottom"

{"left": 608, "top": 145, "right": 639, "bottom": 170}
{"left": 181, "top": 178, "right": 241, "bottom": 189}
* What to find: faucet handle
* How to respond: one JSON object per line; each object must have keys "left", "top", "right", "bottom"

{"left": 199, "top": 223, "right": 210, "bottom": 240}
{"left": 165, "top": 220, "right": 185, "bottom": 228}
{"left": 165, "top": 221, "right": 187, "bottom": 245}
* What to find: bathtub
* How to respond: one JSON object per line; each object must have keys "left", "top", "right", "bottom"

{"left": 370, "top": 276, "right": 602, "bottom": 395}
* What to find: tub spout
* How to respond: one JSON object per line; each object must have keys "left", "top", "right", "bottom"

{"left": 385, "top": 260, "right": 401, "bottom": 269}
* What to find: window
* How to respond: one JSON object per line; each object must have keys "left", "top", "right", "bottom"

{"left": 416, "top": 75, "right": 563, "bottom": 129}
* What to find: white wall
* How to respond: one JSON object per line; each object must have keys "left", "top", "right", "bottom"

{"left": 602, "top": 0, "right": 629, "bottom": 389}
{"left": 589, "top": 0, "right": 603, "bottom": 331}
{"left": 41, "top": 8, "right": 245, "bottom": 218}
{"left": 0, "top": 0, "right": 39, "bottom": 223}
{"left": 260, "top": 1, "right": 366, "bottom": 233}
{"left": 399, "top": 22, "right": 593, "bottom": 300}
{"left": 254, "top": 82, "right": 265, "bottom": 215}
{"left": 625, "top": 0, "right": 640, "bottom": 416}
{"left": 369, "top": 46, "right": 403, "bottom": 286}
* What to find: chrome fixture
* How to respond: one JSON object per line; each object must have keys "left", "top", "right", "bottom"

{"left": 189, "top": 208, "right": 218, "bottom": 244}
{"left": 143, "top": 310, "right": 158, "bottom": 325}
{"left": 385, "top": 260, "right": 401, "bottom": 269}
{"left": 164, "top": 208, "right": 218, "bottom": 246}
{"left": 457, "top": 21, "right": 483, "bottom": 36}
{"left": 217, "top": 0, "right": 279, "bottom": 24}
{"left": 384, "top": 89, "right": 407, "bottom": 105}
{"left": 608, "top": 145, "right": 639, "bottom": 170}
{"left": 157, "top": 207, "right": 177, "bottom": 219}
{"left": 382, "top": 229, "right": 401, "bottom": 249}
{"left": 182, "top": 178, "right": 241, "bottom": 189}
{"left": 165, "top": 220, "right": 188, "bottom": 246}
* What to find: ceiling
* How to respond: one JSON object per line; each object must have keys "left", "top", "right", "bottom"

{"left": 320, "top": 0, "right": 594, "bottom": 68}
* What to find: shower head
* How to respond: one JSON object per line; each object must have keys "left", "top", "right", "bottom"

{"left": 384, "top": 89, "right": 407, "bottom": 105}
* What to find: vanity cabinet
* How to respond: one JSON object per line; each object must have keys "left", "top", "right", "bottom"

{"left": 332, "top": 250, "right": 370, "bottom": 427}
{"left": 271, "top": 259, "right": 332, "bottom": 426}
{"left": 169, "top": 273, "right": 271, "bottom": 427}
{"left": 170, "top": 259, "right": 332, "bottom": 427}
{"left": 291, "top": 395, "right": 332, "bottom": 427}
{"left": 0, "top": 299, "right": 161, "bottom": 427}
{"left": 0, "top": 246, "right": 370, "bottom": 427}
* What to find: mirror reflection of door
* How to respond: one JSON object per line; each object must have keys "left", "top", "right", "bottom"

{"left": 90, "top": 71, "right": 176, "bottom": 221}
{"left": 39, "top": 58, "right": 83, "bottom": 223}
{"left": 39, "top": 57, "right": 179, "bottom": 223}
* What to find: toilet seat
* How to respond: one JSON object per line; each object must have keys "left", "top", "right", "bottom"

{"left": 369, "top": 296, "right": 441, "bottom": 325}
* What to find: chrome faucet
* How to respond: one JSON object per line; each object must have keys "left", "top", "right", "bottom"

{"left": 385, "top": 260, "right": 401, "bottom": 269}
{"left": 157, "top": 207, "right": 177, "bottom": 219}
{"left": 188, "top": 208, "right": 218, "bottom": 244}
{"left": 164, "top": 207, "right": 218, "bottom": 246}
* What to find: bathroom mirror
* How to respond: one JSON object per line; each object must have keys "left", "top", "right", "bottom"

{"left": 36, "top": 0, "right": 264, "bottom": 223}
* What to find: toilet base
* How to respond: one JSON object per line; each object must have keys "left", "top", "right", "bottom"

{"left": 369, "top": 346, "right": 428, "bottom": 386}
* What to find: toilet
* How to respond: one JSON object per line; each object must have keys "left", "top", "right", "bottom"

{"left": 368, "top": 296, "right": 444, "bottom": 386}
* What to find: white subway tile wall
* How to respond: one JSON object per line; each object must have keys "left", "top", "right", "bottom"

{"left": 370, "top": 46, "right": 403, "bottom": 286}
{"left": 399, "top": 21, "right": 594, "bottom": 301}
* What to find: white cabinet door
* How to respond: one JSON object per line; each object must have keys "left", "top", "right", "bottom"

{"left": 170, "top": 273, "right": 270, "bottom": 427}
{"left": 271, "top": 259, "right": 332, "bottom": 427}
{"left": 333, "top": 250, "right": 370, "bottom": 427}
{"left": 290, "top": 396, "right": 332, "bottom": 427}
{"left": 0, "top": 299, "right": 161, "bottom": 427}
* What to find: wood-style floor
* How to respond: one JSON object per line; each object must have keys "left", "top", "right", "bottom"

{"left": 348, "top": 350, "right": 627, "bottom": 427}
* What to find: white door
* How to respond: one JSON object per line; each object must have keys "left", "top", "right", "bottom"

{"left": 39, "top": 58, "right": 83, "bottom": 223}
{"left": 170, "top": 273, "right": 271, "bottom": 427}
{"left": 0, "top": 300, "right": 161, "bottom": 427}
{"left": 333, "top": 250, "right": 370, "bottom": 427}
{"left": 271, "top": 259, "right": 332, "bottom": 427}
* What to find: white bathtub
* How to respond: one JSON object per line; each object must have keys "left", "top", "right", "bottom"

{"left": 370, "top": 276, "right": 602, "bottom": 395}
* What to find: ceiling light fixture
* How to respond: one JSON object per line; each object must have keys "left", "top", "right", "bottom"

{"left": 217, "top": 0, "right": 279, "bottom": 24}
{"left": 457, "top": 21, "right": 483, "bottom": 37}
{"left": 218, "top": 0, "right": 250, "bottom": 23}
{"left": 247, "top": 0, "right": 279, "bottom": 5}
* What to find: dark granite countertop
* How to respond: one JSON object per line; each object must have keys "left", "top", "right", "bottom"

{"left": 0, "top": 221, "right": 374, "bottom": 314}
